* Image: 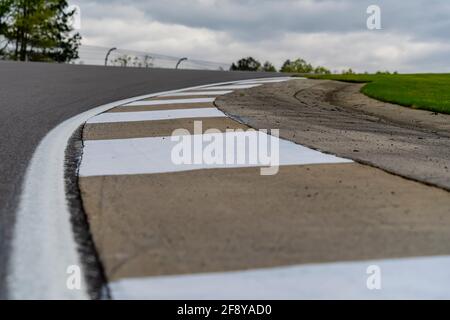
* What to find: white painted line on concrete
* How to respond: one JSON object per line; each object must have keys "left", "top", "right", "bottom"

{"left": 87, "top": 108, "right": 226, "bottom": 124}
{"left": 237, "top": 77, "right": 293, "bottom": 82}
{"left": 123, "top": 98, "right": 215, "bottom": 107}
{"left": 236, "top": 78, "right": 293, "bottom": 84}
{"left": 159, "top": 91, "right": 233, "bottom": 97}
{"left": 200, "top": 84, "right": 261, "bottom": 90}
{"left": 79, "top": 131, "right": 352, "bottom": 177}
{"left": 9, "top": 78, "right": 273, "bottom": 299}
{"left": 109, "top": 255, "right": 450, "bottom": 300}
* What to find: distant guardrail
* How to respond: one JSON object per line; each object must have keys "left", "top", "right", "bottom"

{"left": 73, "top": 45, "right": 230, "bottom": 71}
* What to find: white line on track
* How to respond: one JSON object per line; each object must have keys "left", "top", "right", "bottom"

{"left": 86, "top": 108, "right": 226, "bottom": 124}
{"left": 235, "top": 78, "right": 293, "bottom": 84}
{"left": 123, "top": 97, "right": 215, "bottom": 107}
{"left": 236, "top": 77, "right": 294, "bottom": 82}
{"left": 79, "top": 132, "right": 352, "bottom": 177}
{"left": 200, "top": 84, "right": 261, "bottom": 90}
{"left": 159, "top": 91, "right": 233, "bottom": 97}
{"left": 8, "top": 77, "right": 286, "bottom": 299}
{"left": 109, "top": 255, "right": 450, "bottom": 299}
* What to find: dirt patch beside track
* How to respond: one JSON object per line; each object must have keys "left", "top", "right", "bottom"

{"left": 215, "top": 79, "right": 450, "bottom": 191}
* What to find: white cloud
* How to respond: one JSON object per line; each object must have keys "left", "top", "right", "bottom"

{"left": 72, "top": 0, "right": 450, "bottom": 72}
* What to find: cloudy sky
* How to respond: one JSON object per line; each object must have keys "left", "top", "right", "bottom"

{"left": 72, "top": 0, "right": 450, "bottom": 73}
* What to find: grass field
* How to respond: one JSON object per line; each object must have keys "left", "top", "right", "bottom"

{"left": 304, "top": 74, "right": 450, "bottom": 114}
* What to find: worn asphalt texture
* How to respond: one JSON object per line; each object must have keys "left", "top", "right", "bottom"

{"left": 0, "top": 60, "right": 278, "bottom": 298}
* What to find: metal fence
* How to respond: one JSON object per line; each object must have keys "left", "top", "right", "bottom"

{"left": 73, "top": 45, "right": 230, "bottom": 71}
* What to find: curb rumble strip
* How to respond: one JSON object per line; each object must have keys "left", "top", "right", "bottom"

{"left": 7, "top": 77, "right": 288, "bottom": 299}
{"left": 80, "top": 77, "right": 450, "bottom": 300}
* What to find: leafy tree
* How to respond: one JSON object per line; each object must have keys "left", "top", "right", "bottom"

{"left": 262, "top": 61, "right": 276, "bottom": 72}
{"left": 143, "top": 54, "right": 153, "bottom": 68}
{"left": 280, "top": 58, "right": 313, "bottom": 73}
{"left": 280, "top": 59, "right": 291, "bottom": 72}
{"left": 0, "top": 0, "right": 13, "bottom": 56}
{"left": 0, "top": 0, "right": 81, "bottom": 62}
{"left": 313, "top": 66, "right": 331, "bottom": 74}
{"left": 376, "top": 70, "right": 392, "bottom": 75}
{"left": 132, "top": 56, "right": 141, "bottom": 67}
{"left": 230, "top": 57, "right": 262, "bottom": 71}
{"left": 342, "top": 68, "right": 355, "bottom": 75}
{"left": 114, "top": 54, "right": 132, "bottom": 67}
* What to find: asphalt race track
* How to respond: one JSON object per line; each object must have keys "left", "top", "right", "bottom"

{"left": 0, "top": 61, "right": 278, "bottom": 298}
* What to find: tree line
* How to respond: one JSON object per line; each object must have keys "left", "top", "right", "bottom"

{"left": 0, "top": 0, "right": 80, "bottom": 62}
{"left": 230, "top": 57, "right": 331, "bottom": 74}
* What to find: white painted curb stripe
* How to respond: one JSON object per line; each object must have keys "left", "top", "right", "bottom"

{"left": 9, "top": 77, "right": 287, "bottom": 299}
{"left": 201, "top": 84, "right": 261, "bottom": 90}
{"left": 79, "top": 132, "right": 352, "bottom": 177}
{"left": 159, "top": 91, "right": 233, "bottom": 97}
{"left": 236, "top": 77, "right": 293, "bottom": 82}
{"left": 236, "top": 78, "right": 292, "bottom": 84}
{"left": 86, "top": 108, "right": 226, "bottom": 124}
{"left": 124, "top": 97, "right": 215, "bottom": 107}
{"left": 109, "top": 255, "right": 450, "bottom": 300}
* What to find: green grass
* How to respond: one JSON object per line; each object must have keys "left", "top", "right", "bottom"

{"left": 303, "top": 73, "right": 450, "bottom": 114}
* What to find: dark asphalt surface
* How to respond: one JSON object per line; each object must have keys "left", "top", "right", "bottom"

{"left": 0, "top": 60, "right": 279, "bottom": 298}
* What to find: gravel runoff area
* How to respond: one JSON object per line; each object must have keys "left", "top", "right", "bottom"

{"left": 215, "top": 78, "right": 450, "bottom": 191}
